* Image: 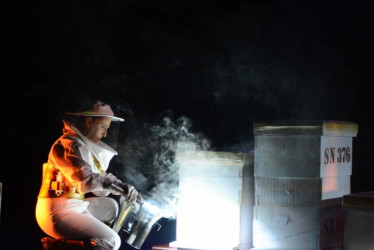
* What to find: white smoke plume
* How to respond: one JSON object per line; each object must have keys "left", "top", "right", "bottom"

{"left": 114, "top": 112, "right": 211, "bottom": 219}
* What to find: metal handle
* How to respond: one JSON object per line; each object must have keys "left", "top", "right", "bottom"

{"left": 154, "top": 222, "right": 162, "bottom": 231}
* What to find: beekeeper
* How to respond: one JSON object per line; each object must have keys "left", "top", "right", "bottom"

{"left": 35, "top": 100, "right": 142, "bottom": 249}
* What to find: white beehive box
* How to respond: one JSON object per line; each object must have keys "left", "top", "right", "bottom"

{"left": 254, "top": 121, "right": 358, "bottom": 203}
{"left": 253, "top": 121, "right": 357, "bottom": 249}
{"left": 172, "top": 151, "right": 253, "bottom": 250}
{"left": 252, "top": 198, "right": 344, "bottom": 249}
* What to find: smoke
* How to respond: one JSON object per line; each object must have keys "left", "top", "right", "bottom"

{"left": 114, "top": 112, "right": 211, "bottom": 219}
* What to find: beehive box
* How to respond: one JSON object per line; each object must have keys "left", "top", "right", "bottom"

{"left": 342, "top": 191, "right": 374, "bottom": 250}
{"left": 252, "top": 198, "right": 344, "bottom": 249}
{"left": 253, "top": 121, "right": 357, "bottom": 249}
{"left": 254, "top": 120, "right": 358, "bottom": 203}
{"left": 173, "top": 151, "right": 254, "bottom": 250}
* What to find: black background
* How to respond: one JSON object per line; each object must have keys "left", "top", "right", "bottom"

{"left": 1, "top": 0, "right": 374, "bottom": 249}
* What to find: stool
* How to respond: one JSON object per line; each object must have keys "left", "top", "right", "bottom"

{"left": 41, "top": 237, "right": 94, "bottom": 249}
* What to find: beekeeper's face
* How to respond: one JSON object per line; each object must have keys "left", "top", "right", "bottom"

{"left": 85, "top": 116, "right": 112, "bottom": 143}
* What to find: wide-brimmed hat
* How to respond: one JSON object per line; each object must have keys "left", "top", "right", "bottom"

{"left": 65, "top": 100, "right": 124, "bottom": 122}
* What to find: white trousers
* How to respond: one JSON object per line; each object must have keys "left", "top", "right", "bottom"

{"left": 36, "top": 197, "right": 121, "bottom": 250}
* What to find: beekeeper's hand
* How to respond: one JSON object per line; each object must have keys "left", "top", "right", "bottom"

{"left": 125, "top": 183, "right": 144, "bottom": 204}
{"left": 111, "top": 181, "right": 143, "bottom": 203}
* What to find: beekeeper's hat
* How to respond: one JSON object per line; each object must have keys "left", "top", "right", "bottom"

{"left": 65, "top": 100, "right": 124, "bottom": 122}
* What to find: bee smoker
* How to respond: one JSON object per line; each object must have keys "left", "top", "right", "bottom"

{"left": 109, "top": 183, "right": 162, "bottom": 249}
{"left": 113, "top": 200, "right": 162, "bottom": 249}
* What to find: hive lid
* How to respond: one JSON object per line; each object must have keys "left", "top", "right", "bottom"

{"left": 175, "top": 151, "right": 244, "bottom": 177}
{"left": 254, "top": 120, "right": 358, "bottom": 136}
{"left": 343, "top": 191, "right": 374, "bottom": 210}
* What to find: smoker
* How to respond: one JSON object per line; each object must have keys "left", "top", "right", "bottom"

{"left": 109, "top": 184, "right": 163, "bottom": 249}
{"left": 114, "top": 201, "right": 162, "bottom": 249}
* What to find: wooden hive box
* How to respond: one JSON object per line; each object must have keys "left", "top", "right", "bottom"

{"left": 253, "top": 121, "right": 357, "bottom": 249}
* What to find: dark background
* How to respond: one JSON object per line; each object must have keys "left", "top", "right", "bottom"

{"left": 1, "top": 0, "right": 374, "bottom": 249}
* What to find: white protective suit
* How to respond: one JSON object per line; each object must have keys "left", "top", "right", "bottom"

{"left": 36, "top": 121, "right": 123, "bottom": 250}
